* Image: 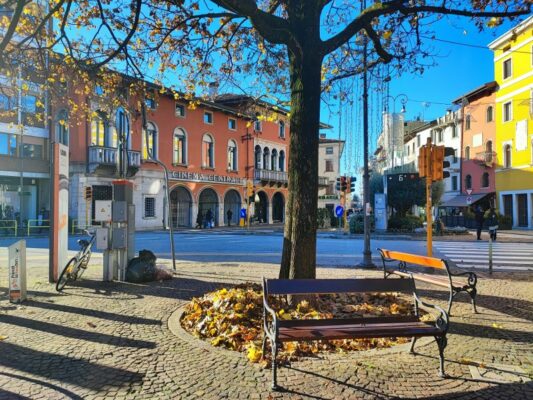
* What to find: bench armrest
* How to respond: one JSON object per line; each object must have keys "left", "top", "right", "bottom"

{"left": 413, "top": 292, "right": 449, "bottom": 333}
{"left": 262, "top": 278, "right": 278, "bottom": 336}
{"left": 449, "top": 270, "right": 477, "bottom": 287}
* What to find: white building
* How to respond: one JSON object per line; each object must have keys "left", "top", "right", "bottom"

{"left": 317, "top": 135, "right": 345, "bottom": 213}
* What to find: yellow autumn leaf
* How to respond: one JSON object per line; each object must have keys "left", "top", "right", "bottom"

{"left": 382, "top": 30, "right": 392, "bottom": 40}
{"left": 492, "top": 323, "right": 503, "bottom": 329}
{"left": 233, "top": 303, "right": 244, "bottom": 312}
{"left": 0, "top": 335, "right": 8, "bottom": 341}
{"left": 246, "top": 345, "right": 262, "bottom": 363}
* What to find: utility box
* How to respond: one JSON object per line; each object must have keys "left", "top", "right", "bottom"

{"left": 94, "top": 200, "right": 112, "bottom": 222}
{"left": 96, "top": 228, "right": 109, "bottom": 250}
{"left": 112, "top": 201, "right": 127, "bottom": 222}
{"left": 374, "top": 193, "right": 388, "bottom": 231}
{"left": 111, "top": 227, "right": 127, "bottom": 249}
{"left": 9, "top": 240, "right": 26, "bottom": 303}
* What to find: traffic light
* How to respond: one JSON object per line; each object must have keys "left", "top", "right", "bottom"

{"left": 418, "top": 146, "right": 428, "bottom": 177}
{"left": 340, "top": 176, "right": 347, "bottom": 192}
{"left": 84, "top": 186, "right": 93, "bottom": 200}
{"left": 246, "top": 181, "right": 253, "bottom": 197}
{"left": 349, "top": 176, "right": 356, "bottom": 192}
{"left": 336, "top": 177, "right": 341, "bottom": 191}
{"left": 432, "top": 146, "right": 454, "bottom": 181}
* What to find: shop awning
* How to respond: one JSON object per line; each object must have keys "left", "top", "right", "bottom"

{"left": 439, "top": 193, "right": 493, "bottom": 208}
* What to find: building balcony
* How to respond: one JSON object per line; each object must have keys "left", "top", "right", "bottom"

{"left": 254, "top": 168, "right": 288, "bottom": 187}
{"left": 474, "top": 151, "right": 497, "bottom": 167}
{"left": 318, "top": 176, "right": 329, "bottom": 187}
{"left": 88, "top": 146, "right": 141, "bottom": 177}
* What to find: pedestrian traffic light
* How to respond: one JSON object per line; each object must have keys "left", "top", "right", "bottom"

{"left": 84, "top": 186, "right": 92, "bottom": 200}
{"left": 432, "top": 146, "right": 454, "bottom": 181}
{"left": 349, "top": 177, "right": 356, "bottom": 193}
{"left": 418, "top": 146, "right": 428, "bottom": 177}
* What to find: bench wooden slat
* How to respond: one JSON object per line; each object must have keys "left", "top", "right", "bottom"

{"left": 278, "top": 315, "right": 420, "bottom": 328}
{"left": 265, "top": 278, "right": 415, "bottom": 295}
{"left": 278, "top": 321, "right": 442, "bottom": 341}
{"left": 391, "top": 270, "right": 449, "bottom": 287}
{"left": 380, "top": 249, "right": 446, "bottom": 269}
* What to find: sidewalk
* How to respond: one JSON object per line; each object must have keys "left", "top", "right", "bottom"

{"left": 0, "top": 249, "right": 531, "bottom": 399}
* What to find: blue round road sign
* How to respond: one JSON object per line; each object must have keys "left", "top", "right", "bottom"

{"left": 240, "top": 208, "right": 247, "bottom": 218}
{"left": 335, "top": 205, "right": 344, "bottom": 217}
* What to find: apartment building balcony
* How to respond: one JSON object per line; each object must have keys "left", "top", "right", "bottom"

{"left": 318, "top": 176, "right": 329, "bottom": 187}
{"left": 88, "top": 146, "right": 141, "bottom": 177}
{"left": 254, "top": 169, "right": 288, "bottom": 187}
{"left": 475, "top": 151, "right": 497, "bottom": 167}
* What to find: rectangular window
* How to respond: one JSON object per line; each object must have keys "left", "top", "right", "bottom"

{"left": 503, "top": 58, "right": 512, "bottom": 79}
{"left": 21, "top": 143, "right": 42, "bottom": 159}
{"left": 144, "top": 197, "right": 156, "bottom": 218}
{"left": 203, "top": 111, "right": 213, "bottom": 124}
{"left": 417, "top": 136, "right": 420, "bottom": 147}
{"left": 503, "top": 195, "right": 513, "bottom": 219}
{"left": 326, "top": 147, "right": 334, "bottom": 155}
{"left": 503, "top": 101, "right": 512, "bottom": 122}
{"left": 0, "top": 133, "right": 17, "bottom": 156}
{"left": 452, "top": 125, "right": 458, "bottom": 138}
{"left": 228, "top": 118, "right": 236, "bottom": 130}
{"left": 175, "top": 103, "right": 185, "bottom": 117}
{"left": 325, "top": 160, "right": 333, "bottom": 172}
{"left": 438, "top": 130, "right": 443, "bottom": 143}
{"left": 451, "top": 176, "right": 458, "bottom": 191}
{"left": 145, "top": 97, "right": 156, "bottom": 109}
{"left": 254, "top": 120, "right": 262, "bottom": 131}
{"left": 21, "top": 95, "right": 37, "bottom": 113}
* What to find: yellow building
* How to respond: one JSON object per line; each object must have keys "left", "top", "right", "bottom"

{"left": 489, "top": 16, "right": 533, "bottom": 229}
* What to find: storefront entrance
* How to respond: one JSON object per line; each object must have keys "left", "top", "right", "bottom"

{"left": 272, "top": 192, "right": 284, "bottom": 222}
{"left": 223, "top": 189, "right": 241, "bottom": 226}
{"left": 198, "top": 188, "right": 219, "bottom": 227}
{"left": 170, "top": 186, "right": 192, "bottom": 227}
{"left": 255, "top": 191, "right": 268, "bottom": 223}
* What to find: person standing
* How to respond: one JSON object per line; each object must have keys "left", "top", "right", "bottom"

{"left": 487, "top": 207, "right": 498, "bottom": 241}
{"left": 474, "top": 205, "right": 485, "bottom": 240}
{"left": 196, "top": 211, "right": 203, "bottom": 229}
{"left": 205, "top": 209, "right": 213, "bottom": 228}
{"left": 226, "top": 209, "right": 233, "bottom": 227}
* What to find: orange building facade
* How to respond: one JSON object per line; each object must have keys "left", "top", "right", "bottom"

{"left": 58, "top": 83, "right": 290, "bottom": 230}
{"left": 456, "top": 82, "right": 497, "bottom": 206}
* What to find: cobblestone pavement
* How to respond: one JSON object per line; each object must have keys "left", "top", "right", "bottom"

{"left": 0, "top": 249, "right": 531, "bottom": 399}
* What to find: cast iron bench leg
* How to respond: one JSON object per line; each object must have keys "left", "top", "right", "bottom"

{"left": 271, "top": 341, "right": 280, "bottom": 391}
{"left": 468, "top": 287, "right": 478, "bottom": 313}
{"left": 409, "top": 337, "right": 417, "bottom": 354}
{"left": 435, "top": 335, "right": 447, "bottom": 378}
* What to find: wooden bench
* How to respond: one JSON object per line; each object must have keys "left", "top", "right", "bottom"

{"left": 378, "top": 248, "right": 478, "bottom": 315}
{"left": 262, "top": 277, "right": 449, "bottom": 390}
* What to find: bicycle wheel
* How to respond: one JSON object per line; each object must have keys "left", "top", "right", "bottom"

{"left": 56, "top": 257, "right": 79, "bottom": 292}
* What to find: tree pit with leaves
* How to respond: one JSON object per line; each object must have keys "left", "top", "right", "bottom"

{"left": 180, "top": 283, "right": 433, "bottom": 367}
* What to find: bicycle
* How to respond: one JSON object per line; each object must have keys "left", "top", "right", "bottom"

{"left": 56, "top": 230, "right": 96, "bottom": 292}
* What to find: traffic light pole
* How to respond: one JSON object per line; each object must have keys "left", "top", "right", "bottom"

{"left": 425, "top": 138, "right": 433, "bottom": 257}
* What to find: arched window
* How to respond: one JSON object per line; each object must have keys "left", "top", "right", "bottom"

{"left": 203, "top": 134, "right": 214, "bottom": 168}
{"left": 481, "top": 172, "right": 489, "bottom": 188}
{"left": 142, "top": 122, "right": 157, "bottom": 159}
{"left": 486, "top": 106, "right": 493, "bottom": 122}
{"left": 504, "top": 144, "right": 511, "bottom": 168}
{"left": 173, "top": 128, "right": 186, "bottom": 164}
{"left": 263, "top": 147, "right": 270, "bottom": 170}
{"left": 227, "top": 140, "right": 237, "bottom": 171}
{"left": 486, "top": 140, "right": 493, "bottom": 163}
{"left": 279, "top": 150, "right": 285, "bottom": 172}
{"left": 115, "top": 107, "right": 129, "bottom": 149}
{"left": 465, "top": 175, "right": 472, "bottom": 190}
{"left": 465, "top": 146, "right": 470, "bottom": 160}
{"left": 254, "top": 145, "right": 262, "bottom": 169}
{"left": 56, "top": 109, "right": 69, "bottom": 146}
{"left": 271, "top": 149, "right": 278, "bottom": 171}
{"left": 465, "top": 114, "right": 471, "bottom": 130}
{"left": 91, "top": 110, "right": 107, "bottom": 146}
{"left": 279, "top": 121, "right": 285, "bottom": 138}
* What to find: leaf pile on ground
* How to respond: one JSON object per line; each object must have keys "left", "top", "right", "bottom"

{"left": 180, "top": 283, "right": 422, "bottom": 366}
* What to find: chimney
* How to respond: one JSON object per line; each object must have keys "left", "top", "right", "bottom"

{"left": 208, "top": 82, "right": 219, "bottom": 99}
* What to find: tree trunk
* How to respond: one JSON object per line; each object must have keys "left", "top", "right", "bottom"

{"left": 279, "top": 48, "right": 322, "bottom": 280}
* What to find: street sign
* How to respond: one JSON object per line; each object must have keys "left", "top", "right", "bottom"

{"left": 335, "top": 205, "right": 344, "bottom": 218}
{"left": 466, "top": 189, "right": 472, "bottom": 195}
{"left": 9, "top": 240, "right": 26, "bottom": 303}
{"left": 240, "top": 208, "right": 246, "bottom": 218}
{"left": 466, "top": 196, "right": 473, "bottom": 205}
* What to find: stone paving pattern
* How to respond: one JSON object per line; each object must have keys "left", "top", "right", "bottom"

{"left": 0, "top": 249, "right": 532, "bottom": 399}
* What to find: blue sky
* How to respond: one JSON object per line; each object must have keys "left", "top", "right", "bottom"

{"left": 324, "top": 16, "right": 525, "bottom": 177}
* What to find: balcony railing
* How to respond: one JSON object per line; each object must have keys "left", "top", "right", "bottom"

{"left": 475, "top": 151, "right": 497, "bottom": 167}
{"left": 127, "top": 150, "right": 141, "bottom": 168}
{"left": 255, "top": 169, "right": 288, "bottom": 184}
{"left": 318, "top": 176, "right": 329, "bottom": 187}
{"left": 89, "top": 146, "right": 117, "bottom": 165}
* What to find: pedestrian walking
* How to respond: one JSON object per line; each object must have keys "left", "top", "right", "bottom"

{"left": 474, "top": 205, "right": 485, "bottom": 240}
{"left": 205, "top": 209, "right": 213, "bottom": 228}
{"left": 487, "top": 207, "right": 498, "bottom": 241}
{"left": 226, "top": 209, "right": 233, "bottom": 227}
{"left": 196, "top": 211, "right": 203, "bottom": 229}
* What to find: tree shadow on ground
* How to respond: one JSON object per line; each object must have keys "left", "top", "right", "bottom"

{"left": 0, "top": 314, "right": 156, "bottom": 349}
{"left": 416, "top": 287, "right": 533, "bottom": 322}
{"left": 0, "top": 342, "right": 144, "bottom": 390}
{"left": 0, "top": 389, "right": 31, "bottom": 400}
{"left": 0, "top": 372, "right": 84, "bottom": 400}
{"left": 448, "top": 320, "right": 532, "bottom": 343}
{"left": 24, "top": 300, "right": 162, "bottom": 325}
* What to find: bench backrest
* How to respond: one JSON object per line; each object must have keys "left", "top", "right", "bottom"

{"left": 263, "top": 277, "right": 415, "bottom": 296}
{"left": 378, "top": 248, "right": 447, "bottom": 270}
